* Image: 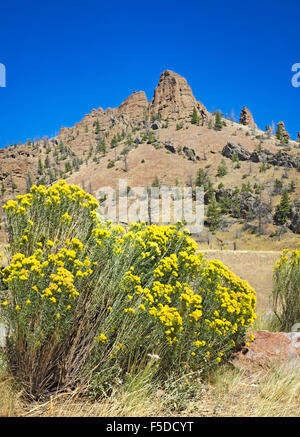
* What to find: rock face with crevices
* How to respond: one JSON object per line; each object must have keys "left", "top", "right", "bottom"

{"left": 239, "top": 106, "right": 257, "bottom": 129}
{"left": 230, "top": 330, "right": 300, "bottom": 370}
{"left": 150, "top": 70, "right": 208, "bottom": 122}
{"left": 117, "top": 91, "right": 149, "bottom": 124}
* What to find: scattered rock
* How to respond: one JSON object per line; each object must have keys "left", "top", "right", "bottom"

{"left": 267, "top": 150, "right": 299, "bottom": 168}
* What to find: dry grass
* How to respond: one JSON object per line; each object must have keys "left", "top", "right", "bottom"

{"left": 1, "top": 362, "right": 299, "bottom": 417}
{"left": 0, "top": 372, "right": 23, "bottom": 417}
{"left": 193, "top": 364, "right": 300, "bottom": 417}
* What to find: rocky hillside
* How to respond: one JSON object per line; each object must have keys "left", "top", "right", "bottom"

{"left": 0, "top": 70, "right": 299, "bottom": 246}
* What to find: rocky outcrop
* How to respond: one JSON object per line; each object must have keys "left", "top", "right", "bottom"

{"left": 276, "top": 121, "right": 290, "bottom": 142}
{"left": 230, "top": 331, "right": 300, "bottom": 370}
{"left": 221, "top": 143, "right": 300, "bottom": 169}
{"left": 183, "top": 146, "right": 197, "bottom": 161}
{"left": 150, "top": 70, "right": 208, "bottom": 122}
{"left": 215, "top": 187, "right": 272, "bottom": 220}
{"left": 239, "top": 106, "right": 257, "bottom": 129}
{"left": 221, "top": 142, "right": 251, "bottom": 161}
{"left": 290, "top": 203, "right": 300, "bottom": 234}
{"left": 297, "top": 132, "right": 300, "bottom": 142}
{"left": 117, "top": 91, "right": 149, "bottom": 123}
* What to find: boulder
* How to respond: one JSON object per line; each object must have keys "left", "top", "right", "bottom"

{"left": 134, "top": 136, "right": 142, "bottom": 145}
{"left": 221, "top": 142, "right": 251, "bottom": 161}
{"left": 183, "top": 146, "right": 196, "bottom": 161}
{"left": 230, "top": 330, "right": 300, "bottom": 370}
{"left": 165, "top": 143, "right": 176, "bottom": 154}
{"left": 151, "top": 121, "right": 161, "bottom": 130}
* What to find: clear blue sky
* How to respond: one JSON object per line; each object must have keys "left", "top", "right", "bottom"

{"left": 0, "top": 0, "right": 299, "bottom": 147}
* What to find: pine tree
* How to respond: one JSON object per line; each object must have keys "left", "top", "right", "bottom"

{"left": 44, "top": 156, "right": 50, "bottom": 169}
{"left": 274, "top": 190, "right": 291, "bottom": 225}
{"left": 206, "top": 194, "right": 221, "bottom": 233}
{"left": 191, "top": 107, "right": 200, "bottom": 125}
{"left": 214, "top": 111, "right": 223, "bottom": 131}
{"left": 95, "top": 120, "right": 101, "bottom": 135}
{"left": 195, "top": 168, "right": 206, "bottom": 187}
{"left": 276, "top": 123, "right": 283, "bottom": 141}
{"left": 38, "top": 158, "right": 43, "bottom": 175}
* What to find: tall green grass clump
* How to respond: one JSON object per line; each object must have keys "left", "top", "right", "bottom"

{"left": 0, "top": 181, "right": 256, "bottom": 399}
{"left": 272, "top": 246, "right": 300, "bottom": 331}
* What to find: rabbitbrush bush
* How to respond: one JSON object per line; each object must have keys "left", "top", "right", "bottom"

{"left": 272, "top": 246, "right": 300, "bottom": 331}
{"left": 0, "top": 181, "right": 256, "bottom": 399}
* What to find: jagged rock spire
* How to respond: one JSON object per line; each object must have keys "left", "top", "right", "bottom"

{"left": 150, "top": 70, "right": 208, "bottom": 122}
{"left": 240, "top": 106, "right": 257, "bottom": 129}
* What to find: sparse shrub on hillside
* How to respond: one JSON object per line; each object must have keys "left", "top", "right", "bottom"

{"left": 151, "top": 176, "right": 160, "bottom": 188}
{"left": 0, "top": 182, "right": 256, "bottom": 399}
{"left": 107, "top": 160, "right": 115, "bottom": 169}
{"left": 147, "top": 131, "right": 156, "bottom": 144}
{"left": 217, "top": 159, "right": 228, "bottom": 177}
{"left": 272, "top": 245, "right": 300, "bottom": 331}
{"left": 288, "top": 180, "right": 296, "bottom": 193}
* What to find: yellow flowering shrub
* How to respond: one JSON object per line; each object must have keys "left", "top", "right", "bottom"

{"left": 0, "top": 181, "right": 257, "bottom": 399}
{"left": 272, "top": 244, "right": 300, "bottom": 331}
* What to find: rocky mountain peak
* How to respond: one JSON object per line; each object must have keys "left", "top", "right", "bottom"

{"left": 150, "top": 70, "right": 208, "bottom": 122}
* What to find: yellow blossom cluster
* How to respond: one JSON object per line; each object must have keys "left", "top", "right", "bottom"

{"left": 0, "top": 242, "right": 93, "bottom": 314}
